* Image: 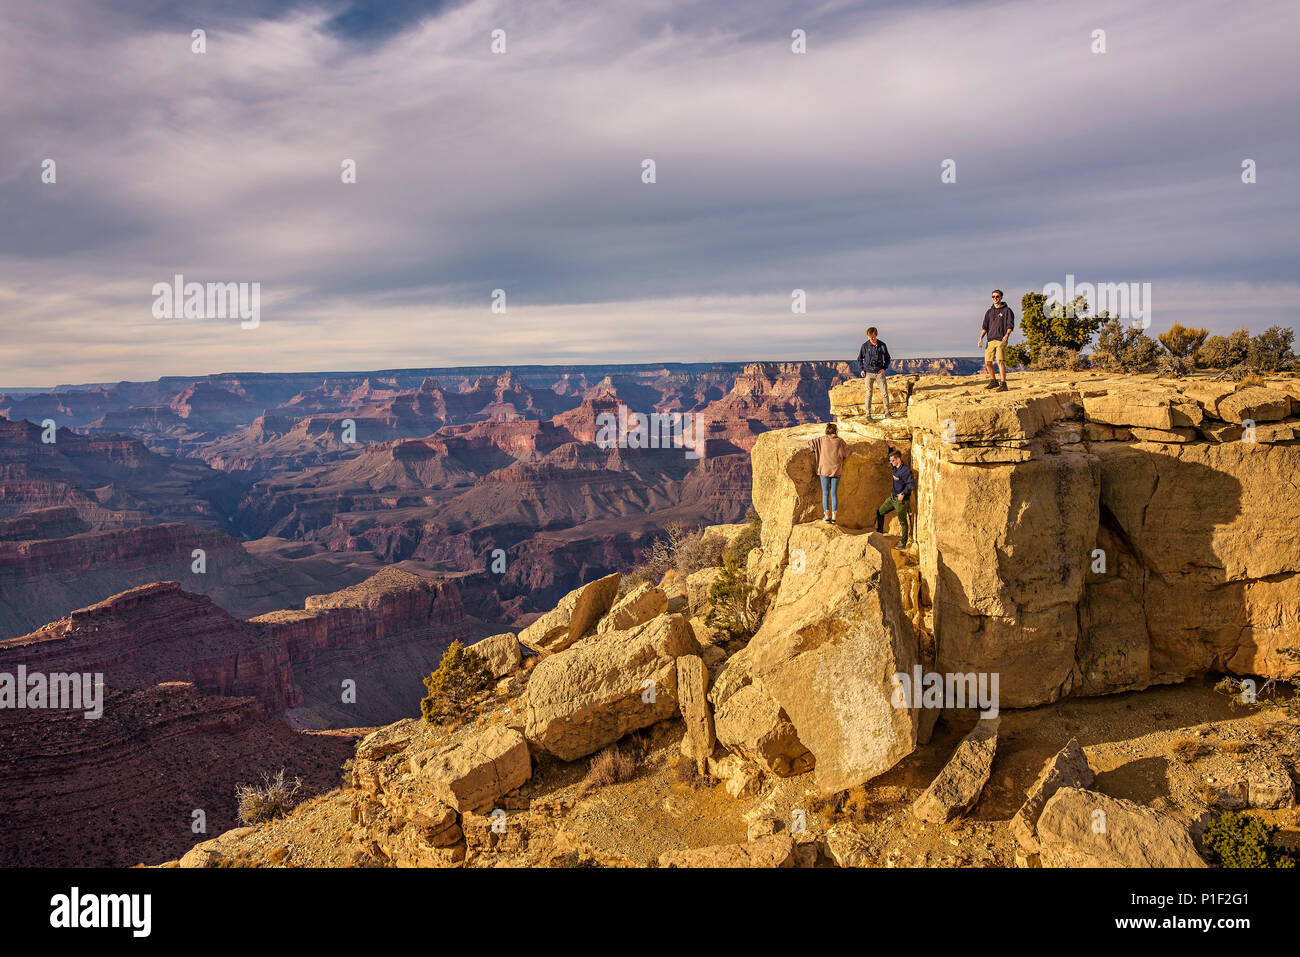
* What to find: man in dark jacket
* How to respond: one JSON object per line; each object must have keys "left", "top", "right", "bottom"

{"left": 876, "top": 443, "right": 916, "bottom": 548}
{"left": 978, "top": 289, "right": 1014, "bottom": 391}
{"left": 857, "top": 326, "right": 892, "bottom": 420}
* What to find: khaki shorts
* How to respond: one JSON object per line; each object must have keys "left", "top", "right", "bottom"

{"left": 985, "top": 339, "right": 1006, "bottom": 364}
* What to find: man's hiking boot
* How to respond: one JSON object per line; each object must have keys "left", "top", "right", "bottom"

{"left": 983, "top": 378, "right": 999, "bottom": 389}
{"left": 997, "top": 381, "right": 1008, "bottom": 392}
{"left": 894, "top": 538, "right": 909, "bottom": 550}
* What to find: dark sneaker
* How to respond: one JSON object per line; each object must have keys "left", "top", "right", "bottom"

{"left": 983, "top": 378, "right": 999, "bottom": 389}
{"left": 997, "top": 381, "right": 1008, "bottom": 392}
{"left": 894, "top": 539, "right": 910, "bottom": 550}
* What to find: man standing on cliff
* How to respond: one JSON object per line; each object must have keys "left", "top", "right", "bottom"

{"left": 876, "top": 443, "right": 916, "bottom": 549}
{"left": 978, "top": 290, "right": 1014, "bottom": 391}
{"left": 857, "top": 326, "right": 892, "bottom": 420}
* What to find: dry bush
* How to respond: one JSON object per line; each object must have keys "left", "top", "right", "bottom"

{"left": 583, "top": 746, "right": 639, "bottom": 790}
{"left": 1220, "top": 740, "right": 1254, "bottom": 754}
{"left": 1155, "top": 354, "right": 1192, "bottom": 378}
{"left": 1172, "top": 738, "right": 1214, "bottom": 764}
{"left": 1237, "top": 374, "right": 1266, "bottom": 390}
{"left": 1035, "top": 345, "right": 1090, "bottom": 371}
{"left": 1158, "top": 323, "right": 1209, "bottom": 360}
{"left": 673, "top": 756, "right": 711, "bottom": 790}
{"left": 236, "top": 768, "right": 305, "bottom": 825}
{"left": 638, "top": 522, "right": 725, "bottom": 583}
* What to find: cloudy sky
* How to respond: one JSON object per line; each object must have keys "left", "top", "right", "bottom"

{"left": 1, "top": 0, "right": 1296, "bottom": 386}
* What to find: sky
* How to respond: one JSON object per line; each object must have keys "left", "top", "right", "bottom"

{"left": 1, "top": 0, "right": 1297, "bottom": 387}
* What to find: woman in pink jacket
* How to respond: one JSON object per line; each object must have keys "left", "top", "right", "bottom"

{"left": 808, "top": 422, "right": 848, "bottom": 524}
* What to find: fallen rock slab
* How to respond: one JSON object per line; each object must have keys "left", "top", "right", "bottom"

{"left": 911, "top": 718, "right": 999, "bottom": 824}
{"left": 1010, "top": 737, "right": 1095, "bottom": 852}
{"left": 518, "top": 572, "right": 620, "bottom": 654}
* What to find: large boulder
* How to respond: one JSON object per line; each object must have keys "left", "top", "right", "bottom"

{"left": 414, "top": 725, "right": 532, "bottom": 814}
{"left": 713, "top": 682, "right": 813, "bottom": 776}
{"left": 597, "top": 582, "right": 667, "bottom": 634}
{"left": 518, "top": 572, "right": 621, "bottom": 654}
{"left": 467, "top": 633, "right": 522, "bottom": 677}
{"left": 1037, "top": 788, "right": 1206, "bottom": 868}
{"left": 742, "top": 522, "right": 919, "bottom": 793}
{"left": 523, "top": 613, "right": 700, "bottom": 761}
{"left": 748, "top": 424, "right": 896, "bottom": 593}
{"left": 911, "top": 718, "right": 999, "bottom": 824}
{"left": 1009, "top": 738, "right": 1095, "bottom": 852}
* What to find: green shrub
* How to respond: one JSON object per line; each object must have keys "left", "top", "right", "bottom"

{"left": 1201, "top": 812, "right": 1295, "bottom": 868}
{"left": 1198, "top": 328, "right": 1251, "bottom": 369}
{"left": 1004, "top": 344, "right": 1031, "bottom": 369}
{"left": 1246, "top": 326, "right": 1296, "bottom": 374}
{"left": 1021, "top": 292, "right": 1108, "bottom": 362}
{"left": 1092, "top": 319, "right": 1160, "bottom": 372}
{"left": 236, "top": 769, "right": 305, "bottom": 825}
{"left": 420, "top": 640, "right": 493, "bottom": 725}
{"left": 704, "top": 555, "right": 766, "bottom": 640}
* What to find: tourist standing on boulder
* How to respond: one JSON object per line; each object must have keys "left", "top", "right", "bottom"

{"left": 876, "top": 443, "right": 916, "bottom": 548}
{"left": 857, "top": 326, "right": 892, "bottom": 420}
{"left": 978, "top": 290, "right": 1014, "bottom": 391}
{"left": 809, "top": 423, "right": 848, "bottom": 525}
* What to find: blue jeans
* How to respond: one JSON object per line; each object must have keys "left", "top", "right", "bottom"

{"left": 820, "top": 475, "right": 839, "bottom": 513}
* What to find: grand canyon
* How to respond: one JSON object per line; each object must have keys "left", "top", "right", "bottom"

{"left": 3, "top": 360, "right": 1297, "bottom": 872}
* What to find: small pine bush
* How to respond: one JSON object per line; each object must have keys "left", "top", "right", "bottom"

{"left": 704, "top": 555, "right": 766, "bottom": 640}
{"left": 1201, "top": 812, "right": 1295, "bottom": 868}
{"left": 420, "top": 641, "right": 493, "bottom": 726}
{"left": 723, "top": 508, "right": 762, "bottom": 565}
{"left": 1198, "top": 328, "right": 1251, "bottom": 369}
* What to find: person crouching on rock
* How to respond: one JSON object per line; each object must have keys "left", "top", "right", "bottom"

{"left": 809, "top": 422, "right": 848, "bottom": 524}
{"left": 876, "top": 443, "right": 916, "bottom": 548}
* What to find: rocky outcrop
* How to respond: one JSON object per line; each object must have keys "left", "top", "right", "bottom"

{"left": 523, "top": 613, "right": 700, "bottom": 760}
{"left": 1036, "top": 788, "right": 1206, "bottom": 868}
{"left": 658, "top": 833, "right": 797, "bottom": 868}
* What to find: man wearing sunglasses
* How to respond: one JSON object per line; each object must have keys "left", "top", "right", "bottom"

{"left": 978, "top": 289, "right": 1014, "bottom": 391}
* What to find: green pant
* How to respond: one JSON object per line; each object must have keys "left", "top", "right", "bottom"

{"left": 877, "top": 495, "right": 909, "bottom": 540}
